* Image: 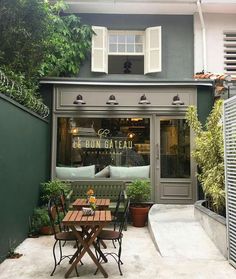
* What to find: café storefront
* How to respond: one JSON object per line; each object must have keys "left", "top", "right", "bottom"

{"left": 44, "top": 79, "right": 214, "bottom": 204}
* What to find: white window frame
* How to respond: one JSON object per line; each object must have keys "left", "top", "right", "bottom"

{"left": 108, "top": 30, "right": 145, "bottom": 56}
{"left": 91, "top": 25, "right": 162, "bottom": 74}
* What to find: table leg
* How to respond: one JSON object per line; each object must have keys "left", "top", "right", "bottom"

{"left": 65, "top": 224, "right": 108, "bottom": 278}
{"left": 82, "top": 226, "right": 107, "bottom": 262}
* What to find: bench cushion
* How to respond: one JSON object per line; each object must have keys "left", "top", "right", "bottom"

{"left": 110, "top": 165, "right": 150, "bottom": 179}
{"left": 56, "top": 165, "right": 95, "bottom": 180}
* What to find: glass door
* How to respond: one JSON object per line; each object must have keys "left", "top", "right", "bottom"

{"left": 156, "top": 117, "right": 194, "bottom": 204}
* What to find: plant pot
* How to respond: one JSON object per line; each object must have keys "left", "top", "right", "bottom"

{"left": 130, "top": 206, "right": 150, "bottom": 227}
{"left": 39, "top": 225, "right": 58, "bottom": 235}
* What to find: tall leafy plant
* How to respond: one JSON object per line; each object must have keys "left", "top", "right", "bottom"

{"left": 39, "top": 0, "right": 93, "bottom": 77}
{"left": 0, "top": 0, "right": 93, "bottom": 116}
{"left": 186, "top": 100, "right": 225, "bottom": 214}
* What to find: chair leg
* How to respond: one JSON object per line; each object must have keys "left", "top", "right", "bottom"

{"left": 50, "top": 240, "right": 58, "bottom": 276}
{"left": 58, "top": 241, "right": 63, "bottom": 264}
{"left": 112, "top": 239, "right": 116, "bottom": 249}
{"left": 118, "top": 239, "right": 123, "bottom": 275}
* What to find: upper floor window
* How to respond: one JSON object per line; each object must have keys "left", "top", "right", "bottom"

{"left": 224, "top": 31, "right": 236, "bottom": 75}
{"left": 91, "top": 26, "right": 162, "bottom": 75}
{"left": 108, "top": 31, "right": 144, "bottom": 55}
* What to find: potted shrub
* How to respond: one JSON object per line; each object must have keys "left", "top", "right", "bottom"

{"left": 30, "top": 207, "right": 54, "bottom": 235}
{"left": 126, "top": 179, "right": 151, "bottom": 227}
{"left": 40, "top": 179, "right": 71, "bottom": 204}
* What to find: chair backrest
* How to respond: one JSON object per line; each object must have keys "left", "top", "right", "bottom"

{"left": 113, "top": 190, "right": 124, "bottom": 219}
{"left": 59, "top": 189, "right": 68, "bottom": 215}
{"left": 117, "top": 198, "right": 130, "bottom": 234}
{"left": 48, "top": 198, "right": 62, "bottom": 235}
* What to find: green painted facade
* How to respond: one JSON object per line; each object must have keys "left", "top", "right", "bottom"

{"left": 0, "top": 94, "right": 50, "bottom": 262}
{"left": 76, "top": 14, "right": 194, "bottom": 79}
{"left": 197, "top": 85, "right": 215, "bottom": 125}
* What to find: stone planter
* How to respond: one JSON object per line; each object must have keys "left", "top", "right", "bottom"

{"left": 194, "top": 200, "right": 227, "bottom": 258}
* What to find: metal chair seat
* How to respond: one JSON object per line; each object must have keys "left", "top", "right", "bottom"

{"left": 55, "top": 231, "right": 82, "bottom": 241}
{"left": 97, "top": 230, "right": 122, "bottom": 241}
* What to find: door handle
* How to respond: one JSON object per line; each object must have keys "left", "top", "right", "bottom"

{"left": 156, "top": 143, "right": 159, "bottom": 160}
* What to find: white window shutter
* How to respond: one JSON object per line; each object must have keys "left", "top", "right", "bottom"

{"left": 91, "top": 26, "right": 108, "bottom": 73}
{"left": 144, "top": 26, "right": 162, "bottom": 74}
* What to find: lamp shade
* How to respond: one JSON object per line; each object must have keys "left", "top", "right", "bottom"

{"left": 139, "top": 94, "right": 150, "bottom": 104}
{"left": 106, "top": 95, "right": 118, "bottom": 105}
{"left": 73, "top": 94, "right": 86, "bottom": 105}
{"left": 172, "top": 94, "right": 184, "bottom": 105}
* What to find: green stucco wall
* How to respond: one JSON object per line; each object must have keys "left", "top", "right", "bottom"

{"left": 0, "top": 94, "right": 50, "bottom": 262}
{"left": 197, "top": 85, "right": 214, "bottom": 125}
{"left": 76, "top": 14, "right": 194, "bottom": 79}
{"left": 197, "top": 85, "right": 214, "bottom": 199}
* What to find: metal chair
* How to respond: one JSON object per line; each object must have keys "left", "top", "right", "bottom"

{"left": 95, "top": 199, "right": 130, "bottom": 276}
{"left": 112, "top": 190, "right": 128, "bottom": 231}
{"left": 48, "top": 198, "right": 82, "bottom": 276}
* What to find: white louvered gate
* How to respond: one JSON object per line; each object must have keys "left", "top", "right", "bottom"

{"left": 224, "top": 95, "right": 236, "bottom": 267}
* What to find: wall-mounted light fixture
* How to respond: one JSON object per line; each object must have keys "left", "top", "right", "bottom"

{"left": 106, "top": 94, "right": 118, "bottom": 105}
{"left": 73, "top": 94, "right": 86, "bottom": 105}
{"left": 139, "top": 94, "right": 150, "bottom": 105}
{"left": 172, "top": 94, "right": 184, "bottom": 105}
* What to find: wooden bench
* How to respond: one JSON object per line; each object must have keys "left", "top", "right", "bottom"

{"left": 67, "top": 179, "right": 128, "bottom": 213}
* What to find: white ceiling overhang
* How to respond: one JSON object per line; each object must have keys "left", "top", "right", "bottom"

{"left": 59, "top": 0, "right": 236, "bottom": 14}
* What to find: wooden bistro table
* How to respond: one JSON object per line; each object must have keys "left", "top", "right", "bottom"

{"left": 62, "top": 210, "right": 112, "bottom": 278}
{"left": 72, "top": 198, "right": 110, "bottom": 210}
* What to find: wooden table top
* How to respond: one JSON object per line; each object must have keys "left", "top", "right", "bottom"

{"left": 62, "top": 210, "right": 112, "bottom": 226}
{"left": 72, "top": 198, "right": 110, "bottom": 209}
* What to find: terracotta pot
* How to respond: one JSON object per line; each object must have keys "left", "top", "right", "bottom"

{"left": 39, "top": 225, "right": 59, "bottom": 235}
{"left": 130, "top": 206, "right": 150, "bottom": 227}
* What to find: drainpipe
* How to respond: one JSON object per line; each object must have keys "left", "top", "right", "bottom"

{"left": 196, "top": 0, "right": 207, "bottom": 73}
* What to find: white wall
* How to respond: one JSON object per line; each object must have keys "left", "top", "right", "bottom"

{"left": 194, "top": 13, "right": 236, "bottom": 74}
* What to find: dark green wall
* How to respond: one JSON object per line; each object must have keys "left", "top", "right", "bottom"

{"left": 76, "top": 14, "right": 194, "bottom": 79}
{"left": 197, "top": 85, "right": 214, "bottom": 125}
{"left": 0, "top": 94, "right": 50, "bottom": 262}
{"left": 196, "top": 85, "right": 214, "bottom": 199}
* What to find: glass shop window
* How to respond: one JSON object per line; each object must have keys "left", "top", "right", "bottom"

{"left": 56, "top": 117, "right": 150, "bottom": 180}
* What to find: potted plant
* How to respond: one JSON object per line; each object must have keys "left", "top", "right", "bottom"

{"left": 40, "top": 179, "right": 71, "bottom": 204}
{"left": 30, "top": 207, "right": 54, "bottom": 235}
{"left": 126, "top": 179, "right": 151, "bottom": 227}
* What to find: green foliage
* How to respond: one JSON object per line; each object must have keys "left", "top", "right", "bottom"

{"left": 126, "top": 179, "right": 151, "bottom": 203}
{"left": 40, "top": 179, "right": 71, "bottom": 204}
{"left": 30, "top": 207, "right": 51, "bottom": 233}
{"left": 0, "top": 67, "right": 49, "bottom": 118}
{"left": 39, "top": 1, "right": 93, "bottom": 77}
{"left": 0, "top": 0, "right": 49, "bottom": 80}
{"left": 186, "top": 100, "right": 225, "bottom": 213}
{"left": 0, "top": 0, "right": 93, "bottom": 115}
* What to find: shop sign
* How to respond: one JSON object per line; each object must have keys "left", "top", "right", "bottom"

{"left": 72, "top": 129, "right": 133, "bottom": 149}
